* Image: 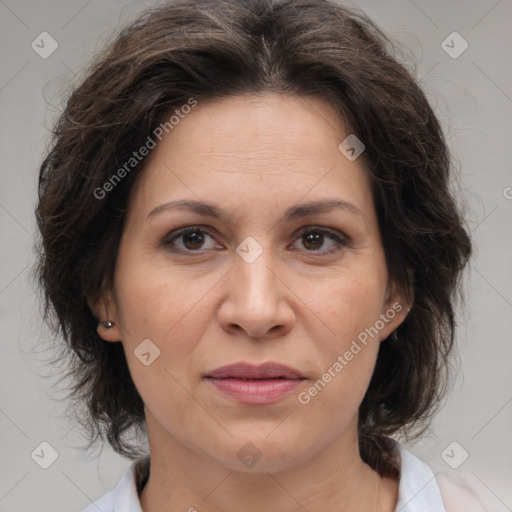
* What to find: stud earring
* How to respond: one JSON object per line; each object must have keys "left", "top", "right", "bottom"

{"left": 105, "top": 321, "right": 114, "bottom": 328}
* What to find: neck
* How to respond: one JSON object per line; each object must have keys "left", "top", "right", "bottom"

{"left": 139, "top": 413, "right": 398, "bottom": 512}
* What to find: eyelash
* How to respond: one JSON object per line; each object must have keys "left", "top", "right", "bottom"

{"left": 163, "top": 225, "right": 348, "bottom": 256}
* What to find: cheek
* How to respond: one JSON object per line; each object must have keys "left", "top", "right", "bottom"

{"left": 307, "top": 269, "right": 386, "bottom": 345}
{"left": 114, "top": 252, "right": 201, "bottom": 338}
{"left": 298, "top": 313, "right": 380, "bottom": 427}
{"left": 113, "top": 254, "right": 213, "bottom": 387}
{"left": 298, "top": 265, "right": 386, "bottom": 405}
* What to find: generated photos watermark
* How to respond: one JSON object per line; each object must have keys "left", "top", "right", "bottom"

{"left": 298, "top": 302, "right": 403, "bottom": 405}
{"left": 93, "top": 98, "right": 198, "bottom": 200}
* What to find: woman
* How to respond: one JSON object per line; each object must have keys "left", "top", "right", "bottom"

{"left": 35, "top": 0, "right": 483, "bottom": 510}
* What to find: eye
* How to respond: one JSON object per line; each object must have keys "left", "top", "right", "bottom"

{"left": 163, "top": 226, "right": 221, "bottom": 253}
{"left": 163, "top": 226, "right": 347, "bottom": 256}
{"left": 290, "top": 227, "right": 347, "bottom": 255}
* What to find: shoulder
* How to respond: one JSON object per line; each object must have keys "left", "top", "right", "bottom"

{"left": 436, "top": 473, "right": 492, "bottom": 512}
{"left": 392, "top": 440, "right": 489, "bottom": 512}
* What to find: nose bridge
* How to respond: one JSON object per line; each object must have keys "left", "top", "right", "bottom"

{"left": 234, "top": 241, "right": 280, "bottom": 310}
{"left": 218, "top": 238, "right": 294, "bottom": 339}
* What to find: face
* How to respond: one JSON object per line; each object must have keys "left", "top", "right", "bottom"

{"left": 96, "top": 93, "right": 408, "bottom": 473}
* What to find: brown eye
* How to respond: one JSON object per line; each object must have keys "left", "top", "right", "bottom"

{"left": 292, "top": 228, "right": 347, "bottom": 255}
{"left": 302, "top": 231, "right": 324, "bottom": 250}
{"left": 163, "top": 226, "right": 346, "bottom": 256}
{"left": 164, "top": 227, "right": 219, "bottom": 253}
{"left": 181, "top": 230, "right": 206, "bottom": 250}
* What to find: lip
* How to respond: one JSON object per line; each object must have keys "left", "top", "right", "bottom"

{"left": 204, "top": 362, "right": 306, "bottom": 404}
{"left": 206, "top": 362, "right": 304, "bottom": 379}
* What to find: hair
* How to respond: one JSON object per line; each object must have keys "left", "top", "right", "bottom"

{"left": 35, "top": 0, "right": 471, "bottom": 477}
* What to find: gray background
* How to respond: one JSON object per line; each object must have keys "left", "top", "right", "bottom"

{"left": 0, "top": 0, "right": 511, "bottom": 510}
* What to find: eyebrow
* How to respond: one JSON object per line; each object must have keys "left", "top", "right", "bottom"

{"left": 147, "top": 198, "right": 366, "bottom": 223}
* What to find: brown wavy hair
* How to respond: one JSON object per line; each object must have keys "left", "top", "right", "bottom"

{"left": 35, "top": 0, "right": 471, "bottom": 477}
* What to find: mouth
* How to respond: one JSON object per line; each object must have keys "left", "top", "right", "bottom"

{"left": 204, "top": 362, "right": 306, "bottom": 404}
{"left": 205, "top": 362, "right": 304, "bottom": 380}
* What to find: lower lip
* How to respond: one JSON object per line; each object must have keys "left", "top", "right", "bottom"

{"left": 206, "top": 377, "right": 305, "bottom": 404}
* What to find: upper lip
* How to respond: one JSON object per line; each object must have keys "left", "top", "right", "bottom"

{"left": 205, "top": 362, "right": 304, "bottom": 379}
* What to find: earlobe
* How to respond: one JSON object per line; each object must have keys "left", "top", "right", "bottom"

{"left": 96, "top": 319, "right": 122, "bottom": 342}
{"left": 380, "top": 279, "right": 414, "bottom": 342}
{"left": 379, "top": 299, "right": 410, "bottom": 342}
{"left": 87, "top": 292, "right": 122, "bottom": 342}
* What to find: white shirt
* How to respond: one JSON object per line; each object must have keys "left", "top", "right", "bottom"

{"left": 83, "top": 441, "right": 487, "bottom": 512}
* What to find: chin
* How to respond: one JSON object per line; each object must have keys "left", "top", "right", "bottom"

{"left": 205, "top": 433, "right": 314, "bottom": 474}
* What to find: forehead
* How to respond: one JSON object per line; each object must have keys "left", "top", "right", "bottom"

{"left": 126, "top": 93, "right": 374, "bottom": 223}
{"left": 163, "top": 93, "right": 347, "bottom": 158}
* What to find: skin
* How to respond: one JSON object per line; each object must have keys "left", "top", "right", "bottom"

{"left": 92, "top": 93, "right": 410, "bottom": 511}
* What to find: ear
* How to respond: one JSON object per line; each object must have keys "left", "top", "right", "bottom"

{"left": 87, "top": 290, "right": 122, "bottom": 342}
{"left": 378, "top": 272, "right": 414, "bottom": 342}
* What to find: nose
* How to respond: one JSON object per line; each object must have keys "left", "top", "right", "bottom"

{"left": 217, "top": 248, "right": 295, "bottom": 340}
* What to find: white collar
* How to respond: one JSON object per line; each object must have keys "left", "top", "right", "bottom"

{"left": 393, "top": 441, "right": 446, "bottom": 511}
